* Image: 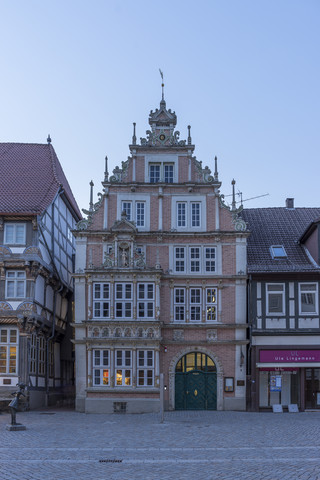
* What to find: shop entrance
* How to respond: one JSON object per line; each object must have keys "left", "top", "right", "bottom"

{"left": 175, "top": 352, "right": 217, "bottom": 410}
{"left": 305, "top": 368, "right": 320, "bottom": 409}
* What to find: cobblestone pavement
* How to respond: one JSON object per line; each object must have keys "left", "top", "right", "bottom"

{"left": 1, "top": 409, "right": 320, "bottom": 479}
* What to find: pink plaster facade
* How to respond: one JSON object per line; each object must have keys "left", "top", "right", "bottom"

{"left": 73, "top": 95, "right": 249, "bottom": 413}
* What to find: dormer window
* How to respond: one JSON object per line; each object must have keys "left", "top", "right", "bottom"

{"left": 270, "top": 245, "right": 287, "bottom": 259}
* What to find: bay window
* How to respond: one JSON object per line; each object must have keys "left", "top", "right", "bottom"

{"left": 6, "top": 271, "right": 26, "bottom": 298}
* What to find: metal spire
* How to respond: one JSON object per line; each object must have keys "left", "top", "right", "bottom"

{"left": 159, "top": 69, "right": 165, "bottom": 103}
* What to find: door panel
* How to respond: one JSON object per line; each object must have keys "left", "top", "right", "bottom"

{"left": 186, "top": 372, "right": 205, "bottom": 410}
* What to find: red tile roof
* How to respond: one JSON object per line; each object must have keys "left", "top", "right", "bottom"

{"left": 0, "top": 143, "right": 81, "bottom": 219}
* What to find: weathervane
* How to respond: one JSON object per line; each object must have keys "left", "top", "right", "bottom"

{"left": 159, "top": 68, "right": 164, "bottom": 100}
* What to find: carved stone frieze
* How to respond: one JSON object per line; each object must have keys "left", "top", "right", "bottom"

{"left": 173, "top": 329, "right": 184, "bottom": 341}
{"left": 87, "top": 324, "right": 160, "bottom": 340}
{"left": 207, "top": 329, "right": 218, "bottom": 342}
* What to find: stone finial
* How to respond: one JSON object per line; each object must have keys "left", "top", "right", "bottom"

{"left": 187, "top": 125, "right": 192, "bottom": 145}
{"left": 214, "top": 156, "right": 219, "bottom": 181}
{"left": 47, "top": 134, "right": 51, "bottom": 144}
{"left": 89, "top": 180, "right": 94, "bottom": 212}
{"left": 231, "top": 179, "right": 236, "bottom": 211}
{"left": 104, "top": 156, "right": 109, "bottom": 182}
{"left": 132, "top": 123, "right": 136, "bottom": 145}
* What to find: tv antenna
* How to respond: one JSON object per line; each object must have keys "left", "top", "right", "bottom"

{"left": 224, "top": 190, "right": 269, "bottom": 207}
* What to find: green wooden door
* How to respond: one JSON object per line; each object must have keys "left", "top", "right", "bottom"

{"left": 186, "top": 371, "right": 206, "bottom": 409}
{"left": 175, "top": 352, "right": 217, "bottom": 410}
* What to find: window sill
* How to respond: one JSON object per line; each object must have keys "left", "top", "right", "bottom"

{"left": 86, "top": 387, "right": 159, "bottom": 393}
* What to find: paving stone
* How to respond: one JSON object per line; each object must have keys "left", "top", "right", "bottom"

{"left": 1, "top": 410, "right": 320, "bottom": 479}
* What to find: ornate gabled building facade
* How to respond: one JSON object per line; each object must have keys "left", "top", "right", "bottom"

{"left": 242, "top": 201, "right": 320, "bottom": 411}
{"left": 74, "top": 92, "right": 249, "bottom": 413}
{"left": 0, "top": 142, "right": 81, "bottom": 409}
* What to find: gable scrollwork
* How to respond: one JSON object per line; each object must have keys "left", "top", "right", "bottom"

{"left": 77, "top": 192, "right": 103, "bottom": 230}
{"left": 194, "top": 157, "right": 214, "bottom": 183}
{"left": 109, "top": 159, "right": 129, "bottom": 183}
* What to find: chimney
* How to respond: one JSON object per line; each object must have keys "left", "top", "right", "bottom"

{"left": 286, "top": 198, "right": 294, "bottom": 209}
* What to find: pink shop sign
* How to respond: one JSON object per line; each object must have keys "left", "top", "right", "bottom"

{"left": 260, "top": 350, "right": 320, "bottom": 363}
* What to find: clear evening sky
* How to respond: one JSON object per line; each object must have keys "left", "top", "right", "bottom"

{"left": 0, "top": 1, "right": 319, "bottom": 212}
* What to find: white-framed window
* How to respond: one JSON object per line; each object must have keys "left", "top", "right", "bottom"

{"left": 191, "top": 203, "right": 201, "bottom": 227}
{"left": 172, "top": 199, "right": 204, "bottom": 230}
{"left": 4, "top": 223, "right": 26, "bottom": 245}
{"left": 93, "top": 349, "right": 110, "bottom": 386}
{"left": 121, "top": 201, "right": 132, "bottom": 220}
{"left": 174, "top": 247, "right": 186, "bottom": 272}
{"left": 115, "top": 283, "right": 132, "bottom": 318}
{"left": 136, "top": 202, "right": 145, "bottom": 227}
{"left": 5, "top": 271, "right": 26, "bottom": 298}
{"left": 206, "top": 288, "right": 217, "bottom": 321}
{"left": 299, "top": 283, "right": 318, "bottom": 315}
{"left": 149, "top": 164, "right": 161, "bottom": 183}
{"left": 190, "top": 247, "right": 201, "bottom": 272}
{"left": 93, "top": 283, "right": 110, "bottom": 319}
{"left": 164, "top": 164, "right": 174, "bottom": 183}
{"left": 174, "top": 288, "right": 186, "bottom": 321}
{"left": 174, "top": 246, "right": 217, "bottom": 274}
{"left": 190, "top": 288, "right": 201, "bottom": 321}
{"left": 120, "top": 200, "right": 145, "bottom": 227}
{"left": 266, "top": 284, "right": 285, "bottom": 315}
{"left": 138, "top": 283, "right": 154, "bottom": 319}
{"left": 137, "top": 350, "right": 154, "bottom": 386}
{"left": 115, "top": 350, "right": 132, "bottom": 386}
{"left": 205, "top": 247, "right": 216, "bottom": 272}
{"left": 149, "top": 163, "right": 174, "bottom": 183}
{"left": 0, "top": 328, "right": 18, "bottom": 374}
{"left": 177, "top": 203, "right": 186, "bottom": 227}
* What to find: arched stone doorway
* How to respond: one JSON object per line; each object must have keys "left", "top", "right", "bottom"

{"left": 175, "top": 352, "right": 217, "bottom": 410}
